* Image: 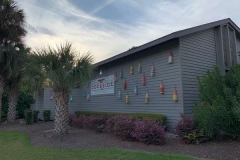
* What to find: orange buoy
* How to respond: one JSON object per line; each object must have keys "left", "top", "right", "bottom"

{"left": 123, "top": 79, "right": 127, "bottom": 90}
{"left": 160, "top": 81, "right": 164, "bottom": 94}
{"left": 142, "top": 73, "right": 146, "bottom": 85}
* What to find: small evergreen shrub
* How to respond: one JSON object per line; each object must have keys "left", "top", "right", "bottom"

{"left": 43, "top": 110, "right": 51, "bottom": 122}
{"left": 112, "top": 115, "right": 135, "bottom": 141}
{"left": 25, "top": 110, "right": 33, "bottom": 125}
{"left": 176, "top": 114, "right": 209, "bottom": 144}
{"left": 32, "top": 110, "right": 39, "bottom": 123}
{"left": 131, "top": 119, "right": 165, "bottom": 145}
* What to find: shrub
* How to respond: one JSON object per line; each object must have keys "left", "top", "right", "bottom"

{"left": 176, "top": 114, "right": 209, "bottom": 144}
{"left": 75, "top": 111, "right": 166, "bottom": 126}
{"left": 87, "top": 116, "right": 107, "bottom": 132}
{"left": 1, "top": 91, "right": 34, "bottom": 122}
{"left": 43, "top": 110, "right": 51, "bottom": 122}
{"left": 112, "top": 115, "right": 135, "bottom": 141}
{"left": 131, "top": 119, "right": 165, "bottom": 145}
{"left": 25, "top": 110, "right": 33, "bottom": 125}
{"left": 32, "top": 110, "right": 39, "bottom": 123}
{"left": 194, "top": 66, "right": 240, "bottom": 138}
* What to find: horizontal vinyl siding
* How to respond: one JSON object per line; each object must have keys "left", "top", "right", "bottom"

{"left": 68, "top": 40, "right": 183, "bottom": 129}
{"left": 180, "top": 29, "right": 217, "bottom": 115}
{"left": 32, "top": 91, "right": 44, "bottom": 120}
{"left": 237, "top": 37, "right": 240, "bottom": 63}
{"left": 44, "top": 88, "right": 55, "bottom": 120}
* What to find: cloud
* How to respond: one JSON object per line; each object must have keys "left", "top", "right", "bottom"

{"left": 16, "top": 0, "right": 240, "bottom": 63}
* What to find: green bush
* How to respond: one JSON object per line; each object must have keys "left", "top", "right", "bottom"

{"left": 32, "top": 110, "right": 39, "bottom": 123}
{"left": 194, "top": 66, "right": 240, "bottom": 138}
{"left": 74, "top": 111, "right": 167, "bottom": 125}
{"left": 25, "top": 110, "right": 33, "bottom": 125}
{"left": 43, "top": 110, "right": 51, "bottom": 122}
{"left": 1, "top": 91, "right": 34, "bottom": 122}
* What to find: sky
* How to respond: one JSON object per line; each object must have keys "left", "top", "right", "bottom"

{"left": 16, "top": 0, "right": 240, "bottom": 63}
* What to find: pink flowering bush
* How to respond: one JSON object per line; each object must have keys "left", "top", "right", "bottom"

{"left": 131, "top": 119, "right": 165, "bottom": 145}
{"left": 112, "top": 115, "right": 136, "bottom": 141}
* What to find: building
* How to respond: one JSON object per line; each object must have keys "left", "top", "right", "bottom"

{"left": 32, "top": 18, "right": 240, "bottom": 129}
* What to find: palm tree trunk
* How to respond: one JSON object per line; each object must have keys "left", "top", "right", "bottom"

{"left": 0, "top": 75, "right": 5, "bottom": 124}
{"left": 54, "top": 91, "right": 69, "bottom": 135}
{"left": 7, "top": 83, "right": 19, "bottom": 122}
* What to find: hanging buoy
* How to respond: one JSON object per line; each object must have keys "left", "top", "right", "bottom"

{"left": 145, "top": 93, "right": 149, "bottom": 103}
{"left": 87, "top": 94, "right": 90, "bottom": 101}
{"left": 130, "top": 64, "right": 134, "bottom": 74}
{"left": 114, "top": 72, "right": 118, "bottom": 82}
{"left": 173, "top": 87, "right": 178, "bottom": 102}
{"left": 168, "top": 52, "right": 173, "bottom": 64}
{"left": 99, "top": 68, "right": 103, "bottom": 75}
{"left": 83, "top": 90, "right": 87, "bottom": 97}
{"left": 120, "top": 69, "right": 123, "bottom": 78}
{"left": 50, "top": 92, "right": 53, "bottom": 100}
{"left": 160, "top": 81, "right": 164, "bottom": 94}
{"left": 134, "top": 84, "right": 138, "bottom": 95}
{"left": 123, "top": 79, "right": 127, "bottom": 90}
{"left": 126, "top": 93, "right": 129, "bottom": 104}
{"left": 151, "top": 65, "right": 155, "bottom": 77}
{"left": 70, "top": 93, "right": 73, "bottom": 102}
{"left": 138, "top": 61, "right": 142, "bottom": 73}
{"left": 142, "top": 73, "right": 146, "bottom": 85}
{"left": 118, "top": 91, "right": 122, "bottom": 100}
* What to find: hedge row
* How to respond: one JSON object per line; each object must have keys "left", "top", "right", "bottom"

{"left": 70, "top": 114, "right": 166, "bottom": 145}
{"left": 74, "top": 111, "right": 167, "bottom": 125}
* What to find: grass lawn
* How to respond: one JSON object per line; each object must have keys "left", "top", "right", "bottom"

{"left": 0, "top": 132, "right": 198, "bottom": 160}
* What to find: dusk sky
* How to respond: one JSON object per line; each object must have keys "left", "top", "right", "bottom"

{"left": 16, "top": 0, "right": 240, "bottom": 63}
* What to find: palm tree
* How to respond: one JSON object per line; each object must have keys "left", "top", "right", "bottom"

{"left": 6, "top": 44, "right": 29, "bottom": 122}
{"left": 29, "top": 43, "right": 94, "bottom": 134}
{"left": 0, "top": 0, "right": 26, "bottom": 43}
{"left": 0, "top": 0, "right": 26, "bottom": 123}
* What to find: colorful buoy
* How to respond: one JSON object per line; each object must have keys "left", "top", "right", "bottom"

{"left": 50, "top": 92, "right": 53, "bottom": 100}
{"left": 173, "top": 87, "right": 178, "bottom": 102}
{"left": 118, "top": 91, "right": 122, "bottom": 100}
{"left": 134, "top": 84, "right": 138, "bottom": 95}
{"left": 145, "top": 93, "right": 149, "bottom": 103}
{"left": 87, "top": 94, "right": 90, "bottom": 101}
{"left": 142, "top": 73, "right": 146, "bottom": 85}
{"left": 130, "top": 64, "right": 134, "bottom": 74}
{"left": 126, "top": 93, "right": 129, "bottom": 104}
{"left": 168, "top": 52, "right": 173, "bottom": 64}
{"left": 160, "top": 81, "right": 164, "bottom": 94}
{"left": 151, "top": 65, "right": 155, "bottom": 77}
{"left": 123, "top": 79, "right": 127, "bottom": 90}
{"left": 138, "top": 61, "right": 142, "bottom": 73}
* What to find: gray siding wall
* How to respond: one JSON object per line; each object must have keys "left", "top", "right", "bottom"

{"left": 180, "top": 29, "right": 217, "bottom": 115}
{"left": 68, "top": 40, "right": 183, "bottom": 129}
{"left": 32, "top": 91, "right": 44, "bottom": 119}
{"left": 237, "top": 37, "right": 240, "bottom": 63}
{"left": 44, "top": 88, "right": 55, "bottom": 120}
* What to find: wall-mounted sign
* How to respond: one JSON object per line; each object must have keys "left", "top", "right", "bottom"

{"left": 91, "top": 75, "right": 114, "bottom": 96}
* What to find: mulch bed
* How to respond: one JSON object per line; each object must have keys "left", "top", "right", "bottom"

{"left": 0, "top": 121, "right": 239, "bottom": 160}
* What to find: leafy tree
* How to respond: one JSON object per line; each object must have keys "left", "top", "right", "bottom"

{"left": 28, "top": 43, "right": 94, "bottom": 134}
